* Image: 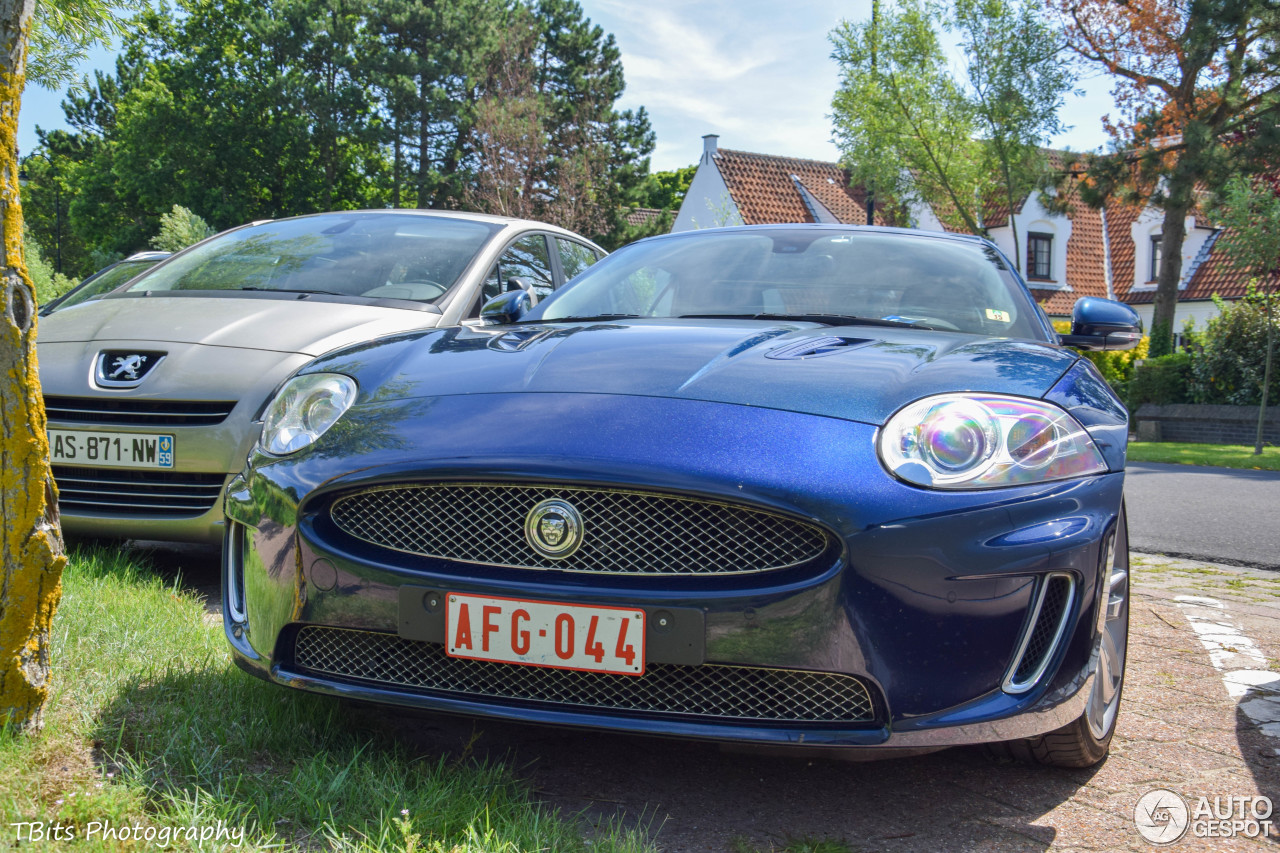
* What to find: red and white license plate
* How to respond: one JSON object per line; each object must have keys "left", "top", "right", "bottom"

{"left": 445, "top": 593, "right": 645, "bottom": 675}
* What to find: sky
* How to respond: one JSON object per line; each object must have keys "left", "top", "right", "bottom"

{"left": 17, "top": 0, "right": 1121, "bottom": 173}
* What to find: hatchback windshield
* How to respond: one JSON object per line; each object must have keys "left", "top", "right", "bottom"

{"left": 127, "top": 214, "right": 500, "bottom": 303}
{"left": 537, "top": 229, "right": 1046, "bottom": 339}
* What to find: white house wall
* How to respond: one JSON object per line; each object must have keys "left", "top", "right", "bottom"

{"left": 987, "top": 193, "right": 1072, "bottom": 291}
{"left": 1132, "top": 300, "right": 1223, "bottom": 332}
{"left": 673, "top": 156, "right": 743, "bottom": 232}
{"left": 1129, "top": 208, "right": 1214, "bottom": 293}
{"left": 907, "top": 199, "right": 947, "bottom": 232}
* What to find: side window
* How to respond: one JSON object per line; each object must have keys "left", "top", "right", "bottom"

{"left": 499, "top": 234, "right": 555, "bottom": 300}
{"left": 558, "top": 238, "right": 601, "bottom": 282}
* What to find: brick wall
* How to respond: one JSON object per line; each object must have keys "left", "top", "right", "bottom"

{"left": 1134, "top": 404, "right": 1280, "bottom": 445}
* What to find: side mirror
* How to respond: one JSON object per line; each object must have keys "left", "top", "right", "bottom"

{"left": 481, "top": 289, "right": 532, "bottom": 325}
{"left": 1059, "top": 297, "right": 1143, "bottom": 351}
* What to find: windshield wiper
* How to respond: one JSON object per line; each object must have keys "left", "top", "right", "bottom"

{"left": 237, "top": 287, "right": 349, "bottom": 297}
{"left": 678, "top": 313, "right": 938, "bottom": 330}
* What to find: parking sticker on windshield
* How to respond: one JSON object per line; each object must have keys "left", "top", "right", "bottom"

{"left": 985, "top": 308, "right": 1012, "bottom": 322}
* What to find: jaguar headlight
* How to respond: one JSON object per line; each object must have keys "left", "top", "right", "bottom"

{"left": 259, "top": 373, "right": 357, "bottom": 455}
{"left": 879, "top": 393, "right": 1107, "bottom": 489}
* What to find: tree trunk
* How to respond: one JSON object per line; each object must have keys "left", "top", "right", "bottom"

{"left": 1149, "top": 203, "right": 1190, "bottom": 357}
{"left": 1258, "top": 287, "right": 1276, "bottom": 455}
{"left": 416, "top": 74, "right": 430, "bottom": 209}
{"left": 0, "top": 0, "right": 68, "bottom": 733}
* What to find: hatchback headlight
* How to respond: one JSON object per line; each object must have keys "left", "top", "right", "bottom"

{"left": 879, "top": 394, "right": 1107, "bottom": 489}
{"left": 259, "top": 373, "right": 357, "bottom": 455}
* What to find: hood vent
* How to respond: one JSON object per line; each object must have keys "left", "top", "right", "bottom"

{"left": 765, "top": 336, "right": 872, "bottom": 360}
{"left": 487, "top": 327, "right": 556, "bottom": 352}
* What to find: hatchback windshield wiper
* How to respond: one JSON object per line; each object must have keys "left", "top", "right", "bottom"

{"left": 237, "top": 287, "right": 349, "bottom": 297}
{"left": 678, "top": 313, "right": 938, "bottom": 330}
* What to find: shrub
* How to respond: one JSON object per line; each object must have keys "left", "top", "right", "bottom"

{"left": 24, "top": 226, "right": 77, "bottom": 305}
{"left": 1052, "top": 318, "right": 1150, "bottom": 399}
{"left": 150, "top": 204, "right": 216, "bottom": 252}
{"left": 1128, "top": 352, "right": 1194, "bottom": 408}
{"left": 1188, "top": 290, "right": 1280, "bottom": 407}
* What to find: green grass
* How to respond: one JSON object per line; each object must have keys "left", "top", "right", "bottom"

{"left": 1127, "top": 441, "right": 1280, "bottom": 471}
{"left": 0, "top": 546, "right": 655, "bottom": 852}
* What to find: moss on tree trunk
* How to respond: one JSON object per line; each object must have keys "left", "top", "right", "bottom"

{"left": 0, "top": 0, "right": 67, "bottom": 733}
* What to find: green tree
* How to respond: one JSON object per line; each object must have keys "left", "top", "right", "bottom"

{"left": 1207, "top": 175, "right": 1280, "bottom": 453}
{"left": 1056, "top": 0, "right": 1280, "bottom": 356}
{"left": 830, "top": 0, "right": 1074, "bottom": 248}
{"left": 631, "top": 164, "right": 696, "bottom": 211}
{"left": 465, "top": 0, "right": 653, "bottom": 242}
{"left": 952, "top": 0, "right": 1074, "bottom": 269}
{"left": 149, "top": 204, "right": 215, "bottom": 252}
{"left": 368, "top": 0, "right": 497, "bottom": 207}
{"left": 831, "top": 0, "right": 985, "bottom": 233}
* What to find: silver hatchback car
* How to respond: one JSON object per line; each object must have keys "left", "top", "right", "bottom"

{"left": 36, "top": 210, "right": 605, "bottom": 543}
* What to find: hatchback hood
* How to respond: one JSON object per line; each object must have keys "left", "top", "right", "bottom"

{"left": 36, "top": 294, "right": 442, "bottom": 357}
{"left": 311, "top": 318, "right": 1079, "bottom": 426}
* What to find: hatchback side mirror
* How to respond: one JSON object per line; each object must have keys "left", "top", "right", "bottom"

{"left": 481, "top": 289, "right": 532, "bottom": 325}
{"left": 1059, "top": 297, "right": 1143, "bottom": 351}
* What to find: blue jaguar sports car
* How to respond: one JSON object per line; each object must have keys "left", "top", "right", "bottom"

{"left": 224, "top": 225, "right": 1140, "bottom": 767}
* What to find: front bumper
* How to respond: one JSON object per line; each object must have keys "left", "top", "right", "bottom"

{"left": 224, "top": 391, "right": 1124, "bottom": 749}
{"left": 38, "top": 341, "right": 314, "bottom": 544}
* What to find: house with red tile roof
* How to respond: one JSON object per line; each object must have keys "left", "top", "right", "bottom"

{"left": 673, "top": 135, "right": 1254, "bottom": 327}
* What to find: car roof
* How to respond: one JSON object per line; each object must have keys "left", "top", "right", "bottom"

{"left": 631, "top": 223, "right": 990, "bottom": 247}
{"left": 248, "top": 209, "right": 601, "bottom": 244}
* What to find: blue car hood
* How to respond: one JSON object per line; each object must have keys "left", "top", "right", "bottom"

{"left": 308, "top": 318, "right": 1079, "bottom": 426}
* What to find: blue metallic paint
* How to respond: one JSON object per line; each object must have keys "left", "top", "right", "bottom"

{"left": 298, "top": 319, "right": 1081, "bottom": 428}
{"left": 227, "top": 380, "right": 1125, "bottom": 747}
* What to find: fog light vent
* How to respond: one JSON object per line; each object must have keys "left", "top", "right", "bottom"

{"left": 1004, "top": 573, "right": 1074, "bottom": 693}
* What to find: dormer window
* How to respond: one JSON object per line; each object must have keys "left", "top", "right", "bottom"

{"left": 1027, "top": 232, "right": 1053, "bottom": 280}
{"left": 1149, "top": 235, "right": 1163, "bottom": 282}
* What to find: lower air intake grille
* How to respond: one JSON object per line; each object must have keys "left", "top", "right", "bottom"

{"left": 52, "top": 465, "right": 227, "bottom": 517}
{"left": 1005, "top": 573, "right": 1075, "bottom": 692}
{"left": 293, "top": 626, "right": 876, "bottom": 725}
{"left": 328, "top": 483, "right": 829, "bottom": 575}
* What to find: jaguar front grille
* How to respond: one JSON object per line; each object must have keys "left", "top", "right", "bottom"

{"left": 44, "top": 395, "right": 236, "bottom": 427}
{"left": 328, "top": 483, "right": 829, "bottom": 575}
{"left": 52, "top": 465, "right": 228, "bottom": 517}
{"left": 293, "top": 626, "right": 876, "bottom": 725}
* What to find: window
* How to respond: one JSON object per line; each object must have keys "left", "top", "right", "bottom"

{"left": 1026, "top": 233, "right": 1053, "bottom": 280}
{"left": 480, "top": 234, "right": 556, "bottom": 305}
{"left": 1149, "top": 235, "right": 1163, "bottom": 282}
{"left": 558, "top": 238, "right": 602, "bottom": 281}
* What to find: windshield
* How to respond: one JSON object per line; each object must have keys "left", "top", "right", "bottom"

{"left": 126, "top": 214, "right": 500, "bottom": 303}
{"left": 52, "top": 258, "right": 163, "bottom": 311}
{"left": 536, "top": 229, "right": 1047, "bottom": 339}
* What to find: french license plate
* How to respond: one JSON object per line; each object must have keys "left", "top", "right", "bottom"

{"left": 48, "top": 430, "right": 174, "bottom": 469}
{"left": 446, "top": 593, "right": 645, "bottom": 675}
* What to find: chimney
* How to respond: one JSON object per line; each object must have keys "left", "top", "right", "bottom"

{"left": 702, "top": 134, "right": 719, "bottom": 162}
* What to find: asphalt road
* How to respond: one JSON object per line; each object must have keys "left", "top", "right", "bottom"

{"left": 1125, "top": 462, "right": 1280, "bottom": 569}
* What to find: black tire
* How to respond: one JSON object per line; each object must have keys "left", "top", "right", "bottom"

{"left": 990, "top": 503, "right": 1130, "bottom": 769}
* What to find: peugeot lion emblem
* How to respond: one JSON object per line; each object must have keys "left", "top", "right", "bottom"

{"left": 524, "top": 498, "right": 584, "bottom": 560}
{"left": 110, "top": 354, "right": 148, "bottom": 380}
{"left": 95, "top": 350, "right": 166, "bottom": 388}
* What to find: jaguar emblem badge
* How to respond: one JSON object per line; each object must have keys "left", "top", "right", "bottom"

{"left": 524, "top": 498, "right": 583, "bottom": 560}
{"left": 95, "top": 350, "right": 166, "bottom": 388}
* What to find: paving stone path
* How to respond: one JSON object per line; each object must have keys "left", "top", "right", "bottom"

{"left": 367, "top": 553, "right": 1280, "bottom": 851}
